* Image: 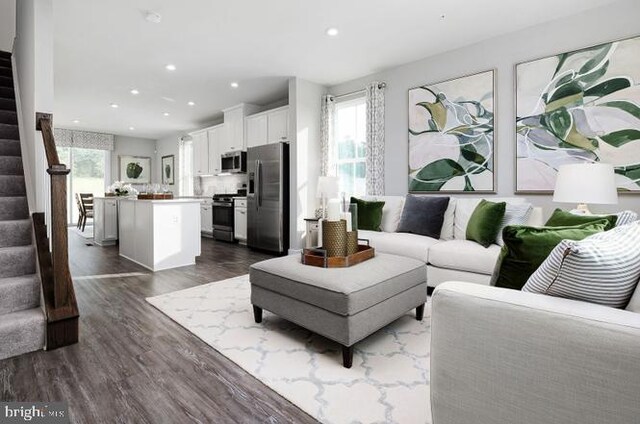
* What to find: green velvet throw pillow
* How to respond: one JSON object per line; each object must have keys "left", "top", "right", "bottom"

{"left": 466, "top": 200, "right": 507, "bottom": 248}
{"left": 545, "top": 208, "right": 618, "bottom": 230}
{"left": 351, "top": 197, "right": 385, "bottom": 231}
{"left": 493, "top": 220, "right": 611, "bottom": 290}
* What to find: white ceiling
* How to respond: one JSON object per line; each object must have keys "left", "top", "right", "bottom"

{"left": 54, "top": 0, "right": 618, "bottom": 140}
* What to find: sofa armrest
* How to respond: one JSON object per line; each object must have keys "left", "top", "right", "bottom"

{"left": 430, "top": 282, "right": 640, "bottom": 424}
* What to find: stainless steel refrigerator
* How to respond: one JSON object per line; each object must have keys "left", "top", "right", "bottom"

{"left": 247, "top": 143, "right": 289, "bottom": 254}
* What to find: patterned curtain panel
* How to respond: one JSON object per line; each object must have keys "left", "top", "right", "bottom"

{"left": 320, "top": 94, "right": 335, "bottom": 176}
{"left": 53, "top": 128, "right": 115, "bottom": 151}
{"left": 365, "top": 82, "right": 385, "bottom": 195}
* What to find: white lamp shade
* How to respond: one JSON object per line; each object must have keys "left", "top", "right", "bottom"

{"left": 316, "top": 176, "right": 339, "bottom": 198}
{"left": 553, "top": 163, "right": 618, "bottom": 205}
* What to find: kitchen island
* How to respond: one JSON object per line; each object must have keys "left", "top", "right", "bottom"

{"left": 118, "top": 198, "right": 202, "bottom": 271}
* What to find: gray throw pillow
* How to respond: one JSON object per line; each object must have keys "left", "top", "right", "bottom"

{"left": 396, "top": 195, "right": 450, "bottom": 239}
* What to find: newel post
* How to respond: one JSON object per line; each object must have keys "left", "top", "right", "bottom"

{"left": 47, "top": 164, "right": 72, "bottom": 308}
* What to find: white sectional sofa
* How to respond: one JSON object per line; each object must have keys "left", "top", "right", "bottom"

{"left": 358, "top": 196, "right": 543, "bottom": 287}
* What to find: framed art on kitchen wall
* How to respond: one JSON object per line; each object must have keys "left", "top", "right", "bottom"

{"left": 119, "top": 155, "right": 151, "bottom": 184}
{"left": 162, "top": 155, "right": 175, "bottom": 185}
{"left": 516, "top": 34, "right": 640, "bottom": 193}
{"left": 408, "top": 69, "right": 495, "bottom": 193}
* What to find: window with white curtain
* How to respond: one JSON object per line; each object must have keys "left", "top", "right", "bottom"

{"left": 179, "top": 139, "right": 194, "bottom": 196}
{"left": 333, "top": 96, "right": 367, "bottom": 196}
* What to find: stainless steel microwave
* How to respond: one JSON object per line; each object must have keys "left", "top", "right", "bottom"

{"left": 220, "top": 151, "right": 247, "bottom": 174}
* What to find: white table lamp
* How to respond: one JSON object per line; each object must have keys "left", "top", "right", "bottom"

{"left": 553, "top": 163, "right": 618, "bottom": 214}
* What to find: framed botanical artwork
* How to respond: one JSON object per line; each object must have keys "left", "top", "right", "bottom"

{"left": 162, "top": 155, "right": 175, "bottom": 185}
{"left": 516, "top": 35, "right": 640, "bottom": 193}
{"left": 119, "top": 155, "right": 151, "bottom": 184}
{"left": 408, "top": 70, "right": 495, "bottom": 193}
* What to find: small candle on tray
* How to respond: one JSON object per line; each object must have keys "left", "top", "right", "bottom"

{"left": 327, "top": 199, "right": 341, "bottom": 221}
{"left": 341, "top": 212, "right": 352, "bottom": 232}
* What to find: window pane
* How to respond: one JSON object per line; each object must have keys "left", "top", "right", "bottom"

{"left": 333, "top": 96, "right": 367, "bottom": 196}
{"left": 71, "top": 148, "right": 106, "bottom": 224}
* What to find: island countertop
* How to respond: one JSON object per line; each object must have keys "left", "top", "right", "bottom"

{"left": 117, "top": 198, "right": 204, "bottom": 204}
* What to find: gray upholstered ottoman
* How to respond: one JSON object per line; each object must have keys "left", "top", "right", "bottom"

{"left": 249, "top": 252, "right": 427, "bottom": 368}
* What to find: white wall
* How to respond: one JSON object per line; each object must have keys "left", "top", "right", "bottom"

{"left": 111, "top": 135, "right": 157, "bottom": 185}
{"left": 0, "top": 0, "right": 16, "bottom": 52}
{"left": 288, "top": 77, "right": 326, "bottom": 250}
{"left": 13, "top": 0, "right": 54, "bottom": 213}
{"left": 329, "top": 0, "right": 640, "bottom": 217}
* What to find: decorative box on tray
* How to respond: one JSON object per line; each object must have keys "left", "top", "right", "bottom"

{"left": 137, "top": 193, "right": 174, "bottom": 200}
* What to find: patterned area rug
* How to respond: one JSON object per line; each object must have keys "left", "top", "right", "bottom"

{"left": 146, "top": 275, "right": 431, "bottom": 424}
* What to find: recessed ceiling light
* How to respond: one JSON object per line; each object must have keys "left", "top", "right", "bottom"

{"left": 72, "top": 119, "right": 80, "bottom": 124}
{"left": 110, "top": 103, "right": 119, "bottom": 108}
{"left": 130, "top": 89, "right": 139, "bottom": 95}
{"left": 230, "top": 82, "right": 239, "bottom": 88}
{"left": 165, "top": 64, "right": 176, "bottom": 71}
{"left": 187, "top": 101, "right": 195, "bottom": 106}
{"left": 144, "top": 11, "right": 162, "bottom": 24}
{"left": 129, "top": 126, "right": 135, "bottom": 131}
{"left": 326, "top": 27, "right": 339, "bottom": 37}
{"left": 163, "top": 112, "right": 170, "bottom": 117}
{"left": 440, "top": 13, "right": 446, "bottom": 19}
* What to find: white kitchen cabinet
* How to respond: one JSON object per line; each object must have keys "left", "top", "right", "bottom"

{"left": 93, "top": 197, "right": 119, "bottom": 246}
{"left": 222, "top": 104, "right": 260, "bottom": 153}
{"left": 191, "top": 130, "right": 209, "bottom": 175}
{"left": 245, "top": 114, "right": 267, "bottom": 149}
{"left": 200, "top": 199, "right": 213, "bottom": 236}
{"left": 207, "top": 125, "right": 224, "bottom": 175}
{"left": 234, "top": 198, "right": 247, "bottom": 243}
{"left": 244, "top": 106, "right": 290, "bottom": 147}
{"left": 267, "top": 107, "right": 289, "bottom": 143}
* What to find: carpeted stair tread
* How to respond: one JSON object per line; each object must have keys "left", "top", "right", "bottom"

{"left": 0, "top": 98, "right": 16, "bottom": 111}
{"left": 0, "top": 274, "right": 39, "bottom": 315}
{"left": 0, "top": 110, "right": 17, "bottom": 125}
{"left": 0, "top": 175, "right": 26, "bottom": 196}
{"left": 0, "top": 140, "right": 21, "bottom": 156}
{"left": 0, "top": 66, "right": 11, "bottom": 78}
{"left": 0, "top": 308, "right": 45, "bottom": 361}
{"left": 0, "top": 75, "right": 12, "bottom": 88}
{"left": 0, "top": 245, "right": 35, "bottom": 278}
{"left": 0, "top": 155, "right": 23, "bottom": 175}
{"left": 0, "top": 123, "right": 18, "bottom": 139}
{"left": 0, "top": 219, "right": 32, "bottom": 248}
{"left": 0, "top": 86, "right": 15, "bottom": 100}
{"left": 0, "top": 196, "right": 28, "bottom": 220}
{"left": 0, "top": 51, "right": 10, "bottom": 59}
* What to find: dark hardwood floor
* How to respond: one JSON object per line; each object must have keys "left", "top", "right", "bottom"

{"left": 1, "top": 231, "right": 318, "bottom": 424}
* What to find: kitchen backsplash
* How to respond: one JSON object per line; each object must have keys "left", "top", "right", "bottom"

{"left": 196, "top": 174, "right": 248, "bottom": 196}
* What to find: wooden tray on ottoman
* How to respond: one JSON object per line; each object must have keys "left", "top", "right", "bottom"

{"left": 302, "top": 244, "right": 375, "bottom": 268}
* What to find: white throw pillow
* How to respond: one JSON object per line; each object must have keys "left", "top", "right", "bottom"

{"left": 440, "top": 197, "right": 457, "bottom": 241}
{"left": 453, "top": 197, "right": 526, "bottom": 240}
{"left": 378, "top": 196, "right": 405, "bottom": 233}
{"left": 626, "top": 284, "right": 640, "bottom": 313}
{"left": 495, "top": 203, "right": 533, "bottom": 246}
{"left": 616, "top": 210, "right": 639, "bottom": 226}
{"left": 523, "top": 222, "right": 640, "bottom": 309}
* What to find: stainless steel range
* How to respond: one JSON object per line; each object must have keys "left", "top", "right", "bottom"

{"left": 212, "top": 194, "right": 236, "bottom": 242}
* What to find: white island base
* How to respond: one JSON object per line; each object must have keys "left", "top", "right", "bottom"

{"left": 118, "top": 198, "right": 202, "bottom": 271}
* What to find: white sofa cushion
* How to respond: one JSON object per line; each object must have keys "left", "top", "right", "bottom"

{"left": 454, "top": 197, "right": 527, "bottom": 240}
{"left": 359, "top": 229, "right": 438, "bottom": 263}
{"left": 428, "top": 240, "right": 502, "bottom": 275}
{"left": 362, "top": 195, "right": 405, "bottom": 233}
{"left": 440, "top": 197, "right": 457, "bottom": 241}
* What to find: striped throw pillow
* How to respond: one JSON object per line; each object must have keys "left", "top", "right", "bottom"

{"left": 616, "top": 210, "right": 639, "bottom": 226}
{"left": 523, "top": 222, "right": 640, "bottom": 308}
{"left": 496, "top": 203, "right": 533, "bottom": 246}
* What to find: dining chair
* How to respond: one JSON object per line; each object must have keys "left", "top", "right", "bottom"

{"left": 78, "top": 193, "right": 94, "bottom": 232}
{"left": 75, "top": 193, "right": 85, "bottom": 229}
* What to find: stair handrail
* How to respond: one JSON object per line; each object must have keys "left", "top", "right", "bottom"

{"left": 34, "top": 114, "right": 79, "bottom": 349}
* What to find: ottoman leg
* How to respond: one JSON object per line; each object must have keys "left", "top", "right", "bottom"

{"left": 342, "top": 345, "right": 353, "bottom": 368}
{"left": 253, "top": 305, "right": 263, "bottom": 323}
{"left": 416, "top": 304, "right": 425, "bottom": 321}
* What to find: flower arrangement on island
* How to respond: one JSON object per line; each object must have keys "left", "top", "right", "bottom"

{"left": 107, "top": 181, "right": 139, "bottom": 197}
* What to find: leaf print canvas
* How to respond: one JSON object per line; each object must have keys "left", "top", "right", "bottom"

{"left": 516, "top": 35, "right": 640, "bottom": 192}
{"left": 408, "top": 70, "right": 495, "bottom": 192}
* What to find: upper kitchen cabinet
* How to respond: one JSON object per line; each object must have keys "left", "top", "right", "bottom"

{"left": 245, "top": 106, "right": 290, "bottom": 148}
{"left": 207, "top": 125, "right": 224, "bottom": 175}
{"left": 222, "top": 103, "right": 260, "bottom": 153}
{"left": 191, "top": 130, "right": 209, "bottom": 175}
